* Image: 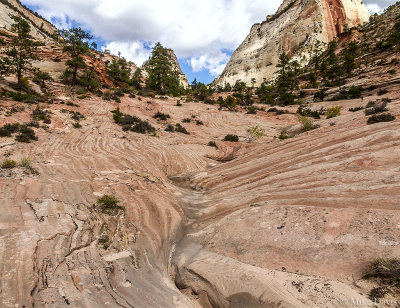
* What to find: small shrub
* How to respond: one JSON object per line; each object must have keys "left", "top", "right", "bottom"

{"left": 153, "top": 112, "right": 170, "bottom": 121}
{"left": 378, "top": 89, "right": 388, "bottom": 96}
{"left": 19, "top": 158, "right": 31, "bottom": 168}
{"left": 182, "top": 118, "right": 191, "bottom": 123}
{"left": 208, "top": 141, "right": 217, "bottom": 148}
{"left": 246, "top": 106, "right": 257, "bottom": 114}
{"left": 279, "top": 130, "right": 289, "bottom": 140}
{"left": 196, "top": 120, "right": 204, "bottom": 126}
{"left": 111, "top": 108, "right": 155, "bottom": 134}
{"left": 388, "top": 69, "right": 396, "bottom": 75}
{"left": 131, "top": 121, "right": 156, "bottom": 134}
{"left": 325, "top": 106, "right": 341, "bottom": 119}
{"left": 1, "top": 159, "right": 17, "bottom": 169}
{"left": 165, "top": 124, "right": 175, "bottom": 132}
{"left": 349, "top": 106, "right": 364, "bottom": 112}
{"left": 103, "top": 91, "right": 112, "bottom": 101}
{"left": 348, "top": 86, "right": 362, "bottom": 99}
{"left": 368, "top": 287, "right": 389, "bottom": 300}
{"left": 366, "top": 101, "right": 376, "bottom": 108}
{"left": 247, "top": 125, "right": 265, "bottom": 142}
{"left": 223, "top": 134, "right": 239, "bottom": 142}
{"left": 365, "top": 102, "right": 388, "bottom": 115}
{"left": 175, "top": 123, "right": 190, "bottom": 135}
{"left": 297, "top": 106, "right": 321, "bottom": 119}
{"left": 298, "top": 115, "right": 316, "bottom": 132}
{"left": 176, "top": 101, "right": 182, "bottom": 106}
{"left": 96, "top": 195, "right": 124, "bottom": 215}
{"left": 73, "top": 122, "right": 82, "bottom": 129}
{"left": 27, "top": 121, "right": 40, "bottom": 128}
{"left": 32, "top": 105, "right": 51, "bottom": 122}
{"left": 367, "top": 113, "right": 395, "bottom": 124}
{"left": 0, "top": 123, "right": 20, "bottom": 137}
{"left": 363, "top": 258, "right": 400, "bottom": 286}
{"left": 114, "top": 88, "right": 125, "bottom": 97}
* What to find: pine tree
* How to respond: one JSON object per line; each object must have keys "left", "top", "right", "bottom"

{"left": 80, "top": 68, "right": 101, "bottom": 91}
{"left": 6, "top": 16, "right": 38, "bottom": 88}
{"left": 342, "top": 41, "right": 358, "bottom": 77}
{"left": 106, "top": 57, "right": 131, "bottom": 84}
{"left": 130, "top": 68, "right": 143, "bottom": 90}
{"left": 144, "top": 43, "right": 182, "bottom": 96}
{"left": 60, "top": 27, "right": 93, "bottom": 86}
{"left": 276, "top": 53, "right": 299, "bottom": 105}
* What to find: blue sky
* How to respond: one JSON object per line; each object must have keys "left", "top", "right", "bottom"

{"left": 21, "top": 0, "right": 396, "bottom": 85}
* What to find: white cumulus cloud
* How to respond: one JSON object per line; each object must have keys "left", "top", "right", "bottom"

{"left": 20, "top": 0, "right": 397, "bottom": 74}
{"left": 102, "top": 41, "right": 151, "bottom": 65}
{"left": 20, "top": 0, "right": 281, "bottom": 72}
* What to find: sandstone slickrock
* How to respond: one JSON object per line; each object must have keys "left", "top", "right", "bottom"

{"left": 214, "top": 0, "right": 370, "bottom": 87}
{"left": 1, "top": 1, "right": 400, "bottom": 307}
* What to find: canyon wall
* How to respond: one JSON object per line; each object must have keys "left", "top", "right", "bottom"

{"left": 214, "top": 0, "right": 370, "bottom": 87}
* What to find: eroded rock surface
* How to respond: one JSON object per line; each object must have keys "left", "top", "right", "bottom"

{"left": 214, "top": 0, "right": 370, "bottom": 87}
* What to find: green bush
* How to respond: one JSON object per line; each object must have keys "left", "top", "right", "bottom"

{"left": 297, "top": 106, "right": 321, "bottom": 119}
{"left": 367, "top": 113, "right": 395, "bottom": 124}
{"left": 363, "top": 258, "right": 400, "bottom": 286}
{"left": 246, "top": 106, "right": 257, "bottom": 114}
{"left": 73, "top": 122, "right": 82, "bottom": 129}
{"left": 165, "top": 124, "right": 175, "bottom": 132}
{"left": 247, "top": 125, "right": 265, "bottom": 142}
{"left": 378, "top": 89, "right": 388, "bottom": 96}
{"left": 175, "top": 123, "right": 189, "bottom": 135}
{"left": 96, "top": 195, "right": 124, "bottom": 215}
{"left": 1, "top": 159, "right": 17, "bottom": 169}
{"left": 15, "top": 125, "right": 38, "bottom": 143}
{"left": 349, "top": 106, "right": 364, "bottom": 112}
{"left": 298, "top": 115, "right": 316, "bottom": 132}
{"left": 279, "top": 130, "right": 289, "bottom": 140}
{"left": 0, "top": 123, "right": 20, "bottom": 137}
{"left": 32, "top": 105, "right": 51, "bottom": 122}
{"left": 208, "top": 141, "right": 217, "bottom": 148}
{"left": 111, "top": 108, "right": 155, "bottom": 134}
{"left": 348, "top": 86, "right": 362, "bottom": 99}
{"left": 0, "top": 123, "right": 38, "bottom": 142}
{"left": 182, "top": 118, "right": 191, "bottom": 123}
{"left": 153, "top": 112, "right": 170, "bottom": 120}
{"left": 325, "top": 106, "right": 341, "bottom": 118}
{"left": 365, "top": 102, "right": 388, "bottom": 115}
{"left": 223, "top": 134, "right": 239, "bottom": 142}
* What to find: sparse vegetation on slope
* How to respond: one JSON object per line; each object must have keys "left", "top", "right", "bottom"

{"left": 111, "top": 108, "right": 155, "bottom": 134}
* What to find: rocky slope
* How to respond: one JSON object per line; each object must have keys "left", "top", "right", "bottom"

{"left": 214, "top": 0, "right": 370, "bottom": 87}
{"left": 0, "top": 0, "right": 57, "bottom": 40}
{"left": 1, "top": 64, "right": 399, "bottom": 307}
{"left": 168, "top": 50, "right": 189, "bottom": 89}
{"left": 1, "top": 2, "right": 400, "bottom": 308}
